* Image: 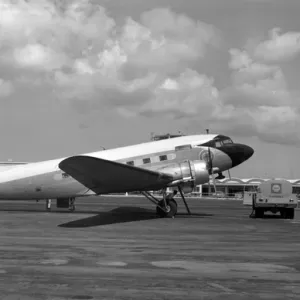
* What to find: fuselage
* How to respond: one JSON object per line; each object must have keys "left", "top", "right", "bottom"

{"left": 0, "top": 134, "right": 254, "bottom": 200}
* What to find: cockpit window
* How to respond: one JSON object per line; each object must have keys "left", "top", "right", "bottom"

{"left": 222, "top": 138, "right": 233, "bottom": 144}
{"left": 215, "top": 141, "right": 222, "bottom": 148}
{"left": 197, "top": 135, "right": 233, "bottom": 148}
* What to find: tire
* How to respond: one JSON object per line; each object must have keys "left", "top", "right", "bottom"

{"left": 280, "top": 208, "right": 290, "bottom": 219}
{"left": 156, "top": 199, "right": 178, "bottom": 218}
{"left": 255, "top": 208, "right": 264, "bottom": 218}
{"left": 287, "top": 208, "right": 295, "bottom": 219}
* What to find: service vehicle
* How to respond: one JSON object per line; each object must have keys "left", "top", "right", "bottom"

{"left": 243, "top": 179, "right": 297, "bottom": 219}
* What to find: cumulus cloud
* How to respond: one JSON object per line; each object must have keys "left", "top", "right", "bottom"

{"left": 0, "top": 0, "right": 115, "bottom": 69}
{"left": 215, "top": 46, "right": 300, "bottom": 144}
{"left": 136, "top": 69, "right": 220, "bottom": 118}
{"left": 254, "top": 28, "right": 300, "bottom": 62}
{"left": 0, "top": 1, "right": 218, "bottom": 73}
{"left": 0, "top": 1, "right": 220, "bottom": 112}
{"left": 0, "top": 79, "right": 13, "bottom": 97}
{"left": 1, "top": 1, "right": 300, "bottom": 145}
{"left": 224, "top": 48, "right": 291, "bottom": 107}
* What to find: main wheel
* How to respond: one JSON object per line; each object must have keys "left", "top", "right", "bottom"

{"left": 156, "top": 199, "right": 178, "bottom": 218}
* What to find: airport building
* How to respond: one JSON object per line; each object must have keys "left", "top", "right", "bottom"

{"left": 197, "top": 178, "right": 300, "bottom": 198}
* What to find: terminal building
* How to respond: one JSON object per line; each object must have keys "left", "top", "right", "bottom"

{"left": 197, "top": 178, "right": 300, "bottom": 198}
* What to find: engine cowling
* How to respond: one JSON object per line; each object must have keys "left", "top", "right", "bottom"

{"left": 157, "top": 160, "right": 210, "bottom": 190}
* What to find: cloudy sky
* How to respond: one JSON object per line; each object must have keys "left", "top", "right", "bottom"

{"left": 0, "top": 0, "right": 300, "bottom": 178}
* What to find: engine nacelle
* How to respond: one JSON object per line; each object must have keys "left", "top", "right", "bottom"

{"left": 158, "top": 160, "right": 209, "bottom": 189}
{"left": 177, "top": 181, "right": 195, "bottom": 194}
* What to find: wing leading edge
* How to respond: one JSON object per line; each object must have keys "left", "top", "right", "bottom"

{"left": 58, "top": 155, "right": 174, "bottom": 194}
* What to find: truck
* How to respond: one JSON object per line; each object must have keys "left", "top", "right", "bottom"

{"left": 243, "top": 179, "right": 297, "bottom": 219}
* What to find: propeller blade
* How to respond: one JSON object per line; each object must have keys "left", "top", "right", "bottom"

{"left": 228, "top": 169, "right": 231, "bottom": 180}
{"left": 207, "top": 147, "right": 213, "bottom": 174}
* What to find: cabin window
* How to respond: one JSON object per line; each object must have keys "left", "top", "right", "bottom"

{"left": 150, "top": 156, "right": 159, "bottom": 163}
{"left": 167, "top": 153, "right": 176, "bottom": 160}
{"left": 159, "top": 155, "right": 168, "bottom": 161}
{"left": 215, "top": 141, "right": 222, "bottom": 148}
{"left": 175, "top": 144, "right": 192, "bottom": 151}
{"left": 126, "top": 161, "right": 134, "bottom": 166}
{"left": 143, "top": 158, "right": 151, "bottom": 164}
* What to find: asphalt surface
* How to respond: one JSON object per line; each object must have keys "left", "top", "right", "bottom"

{"left": 0, "top": 196, "right": 300, "bottom": 300}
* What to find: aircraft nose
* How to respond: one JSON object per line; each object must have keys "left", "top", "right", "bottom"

{"left": 221, "top": 143, "right": 254, "bottom": 168}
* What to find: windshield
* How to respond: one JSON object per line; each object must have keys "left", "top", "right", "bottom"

{"left": 222, "top": 138, "right": 233, "bottom": 144}
{"left": 198, "top": 135, "right": 233, "bottom": 148}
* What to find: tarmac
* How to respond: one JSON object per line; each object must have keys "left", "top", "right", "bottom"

{"left": 0, "top": 196, "right": 299, "bottom": 300}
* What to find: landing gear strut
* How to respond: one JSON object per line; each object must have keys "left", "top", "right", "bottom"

{"left": 141, "top": 186, "right": 192, "bottom": 218}
{"left": 46, "top": 199, "right": 51, "bottom": 211}
{"left": 178, "top": 186, "right": 191, "bottom": 215}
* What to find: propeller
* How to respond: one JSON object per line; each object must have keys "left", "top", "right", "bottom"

{"left": 205, "top": 129, "right": 217, "bottom": 196}
{"left": 207, "top": 146, "right": 217, "bottom": 195}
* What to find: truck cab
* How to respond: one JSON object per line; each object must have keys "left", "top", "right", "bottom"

{"left": 248, "top": 179, "right": 297, "bottom": 219}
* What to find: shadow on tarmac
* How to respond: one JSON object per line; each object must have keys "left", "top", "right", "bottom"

{"left": 58, "top": 206, "right": 214, "bottom": 228}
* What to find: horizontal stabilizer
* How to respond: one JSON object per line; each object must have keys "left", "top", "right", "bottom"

{"left": 59, "top": 155, "right": 174, "bottom": 194}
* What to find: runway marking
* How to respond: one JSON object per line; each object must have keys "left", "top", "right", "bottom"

{"left": 207, "top": 282, "right": 235, "bottom": 293}
{"left": 39, "top": 258, "right": 69, "bottom": 265}
{"left": 150, "top": 260, "right": 296, "bottom": 273}
{"left": 96, "top": 261, "right": 127, "bottom": 267}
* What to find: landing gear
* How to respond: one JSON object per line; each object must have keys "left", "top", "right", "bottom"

{"left": 45, "top": 199, "right": 52, "bottom": 211}
{"left": 69, "top": 198, "right": 76, "bottom": 212}
{"left": 56, "top": 197, "right": 76, "bottom": 212}
{"left": 156, "top": 198, "right": 178, "bottom": 218}
{"left": 142, "top": 186, "right": 192, "bottom": 218}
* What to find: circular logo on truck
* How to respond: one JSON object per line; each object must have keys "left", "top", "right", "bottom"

{"left": 271, "top": 184, "right": 281, "bottom": 193}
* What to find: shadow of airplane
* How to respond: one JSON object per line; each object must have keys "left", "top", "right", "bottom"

{"left": 0, "top": 207, "right": 111, "bottom": 214}
{"left": 58, "top": 206, "right": 214, "bottom": 228}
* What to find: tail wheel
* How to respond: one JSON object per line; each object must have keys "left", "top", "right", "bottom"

{"left": 156, "top": 199, "right": 178, "bottom": 218}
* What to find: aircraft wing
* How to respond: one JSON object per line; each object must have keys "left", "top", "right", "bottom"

{"left": 58, "top": 155, "right": 174, "bottom": 194}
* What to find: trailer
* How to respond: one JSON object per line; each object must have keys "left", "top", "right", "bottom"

{"left": 243, "top": 179, "right": 297, "bottom": 219}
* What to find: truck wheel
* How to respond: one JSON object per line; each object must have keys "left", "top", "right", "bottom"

{"left": 255, "top": 208, "right": 264, "bottom": 218}
{"left": 288, "top": 208, "right": 295, "bottom": 219}
{"left": 280, "top": 208, "right": 294, "bottom": 219}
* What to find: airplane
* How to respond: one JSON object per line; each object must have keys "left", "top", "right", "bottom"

{"left": 0, "top": 133, "right": 254, "bottom": 218}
